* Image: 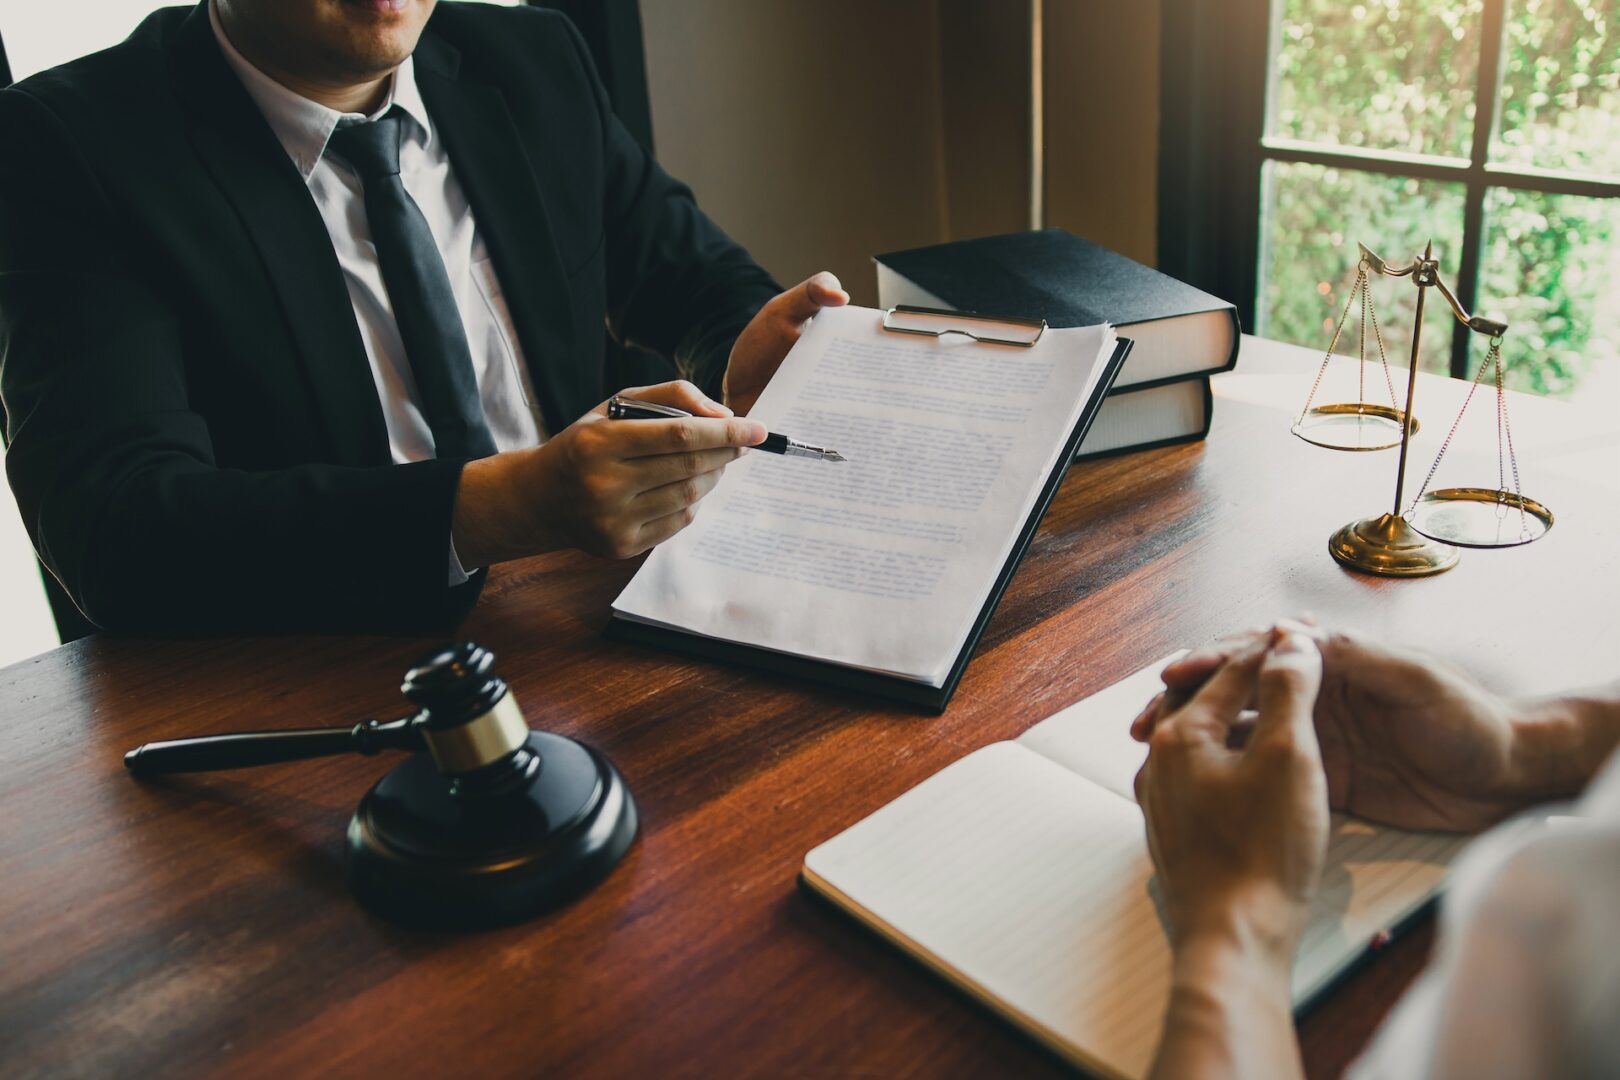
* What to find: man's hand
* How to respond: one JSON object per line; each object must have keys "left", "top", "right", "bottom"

{"left": 1137, "top": 629, "right": 1328, "bottom": 1080}
{"left": 451, "top": 380, "right": 764, "bottom": 566}
{"left": 1133, "top": 623, "right": 1542, "bottom": 832}
{"left": 1135, "top": 630, "right": 1330, "bottom": 954}
{"left": 721, "top": 271, "right": 850, "bottom": 416}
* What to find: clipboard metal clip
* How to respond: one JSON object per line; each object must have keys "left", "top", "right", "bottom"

{"left": 881, "top": 305, "right": 1047, "bottom": 348}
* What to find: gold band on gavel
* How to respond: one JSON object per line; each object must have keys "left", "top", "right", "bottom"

{"left": 420, "top": 693, "right": 530, "bottom": 774}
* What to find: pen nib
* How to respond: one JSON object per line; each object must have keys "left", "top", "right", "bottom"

{"left": 780, "top": 437, "right": 848, "bottom": 462}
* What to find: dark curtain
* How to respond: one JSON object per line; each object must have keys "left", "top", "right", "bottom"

{"left": 1156, "top": 0, "right": 1268, "bottom": 331}
{"left": 531, "top": 0, "right": 676, "bottom": 390}
{"left": 531, "top": 0, "right": 654, "bottom": 154}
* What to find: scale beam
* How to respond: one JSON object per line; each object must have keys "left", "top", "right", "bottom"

{"left": 1358, "top": 242, "right": 1508, "bottom": 336}
{"left": 1303, "top": 241, "right": 1550, "bottom": 577}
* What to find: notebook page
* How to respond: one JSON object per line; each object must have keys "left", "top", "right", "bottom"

{"left": 805, "top": 746, "right": 1467, "bottom": 1078}
{"left": 804, "top": 742, "right": 1170, "bottom": 1080}
{"left": 1017, "top": 651, "right": 1188, "bottom": 800}
{"left": 1295, "top": 818, "right": 1464, "bottom": 1002}
{"left": 612, "top": 305, "right": 1116, "bottom": 686}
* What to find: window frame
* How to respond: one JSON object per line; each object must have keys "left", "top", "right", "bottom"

{"left": 1159, "top": 0, "right": 1620, "bottom": 379}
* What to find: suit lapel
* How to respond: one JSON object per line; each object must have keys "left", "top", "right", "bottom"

{"left": 167, "top": 7, "right": 391, "bottom": 466}
{"left": 414, "top": 34, "right": 577, "bottom": 436}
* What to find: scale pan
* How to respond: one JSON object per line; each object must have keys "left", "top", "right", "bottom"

{"left": 1291, "top": 403, "right": 1417, "bottom": 452}
{"left": 1408, "top": 487, "right": 1553, "bottom": 549}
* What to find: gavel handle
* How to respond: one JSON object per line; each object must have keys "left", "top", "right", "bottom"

{"left": 124, "top": 716, "right": 423, "bottom": 775}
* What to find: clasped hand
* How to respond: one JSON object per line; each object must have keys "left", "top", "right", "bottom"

{"left": 1137, "top": 623, "right": 1524, "bottom": 833}
{"left": 1133, "top": 629, "right": 1330, "bottom": 957}
{"left": 1132, "top": 620, "right": 1540, "bottom": 962}
{"left": 1130, "top": 625, "right": 1611, "bottom": 1079}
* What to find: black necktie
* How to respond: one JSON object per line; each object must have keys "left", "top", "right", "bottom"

{"left": 327, "top": 109, "right": 498, "bottom": 460}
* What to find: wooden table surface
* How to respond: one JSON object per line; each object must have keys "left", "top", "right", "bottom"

{"left": 3, "top": 351, "right": 1616, "bottom": 1078}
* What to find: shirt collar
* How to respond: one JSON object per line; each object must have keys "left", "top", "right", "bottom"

{"left": 208, "top": 0, "right": 435, "bottom": 183}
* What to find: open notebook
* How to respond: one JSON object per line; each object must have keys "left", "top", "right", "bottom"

{"left": 609, "top": 305, "right": 1128, "bottom": 710}
{"left": 802, "top": 655, "right": 1468, "bottom": 1079}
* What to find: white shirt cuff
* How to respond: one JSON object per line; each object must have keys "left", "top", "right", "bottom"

{"left": 448, "top": 538, "right": 474, "bottom": 586}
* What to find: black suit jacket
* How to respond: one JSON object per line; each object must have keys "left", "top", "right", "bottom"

{"left": 0, "top": 2, "right": 781, "bottom": 636}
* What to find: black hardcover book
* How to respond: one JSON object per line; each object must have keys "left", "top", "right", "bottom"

{"left": 1074, "top": 377, "right": 1213, "bottom": 461}
{"left": 875, "top": 228, "right": 1240, "bottom": 392}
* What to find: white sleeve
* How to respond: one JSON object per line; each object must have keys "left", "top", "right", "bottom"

{"left": 1350, "top": 754, "right": 1620, "bottom": 1080}
{"left": 448, "top": 538, "right": 472, "bottom": 586}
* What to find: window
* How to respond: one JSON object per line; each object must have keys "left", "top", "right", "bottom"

{"left": 1161, "top": 0, "right": 1619, "bottom": 402}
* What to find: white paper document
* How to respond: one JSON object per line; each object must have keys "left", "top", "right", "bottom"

{"left": 611, "top": 305, "right": 1117, "bottom": 686}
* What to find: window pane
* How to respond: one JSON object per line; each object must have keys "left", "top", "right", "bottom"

{"left": 1470, "top": 187, "right": 1620, "bottom": 399}
{"left": 1258, "top": 161, "right": 1467, "bottom": 375}
{"left": 1491, "top": 0, "right": 1620, "bottom": 177}
{"left": 1268, "top": 0, "right": 1484, "bottom": 159}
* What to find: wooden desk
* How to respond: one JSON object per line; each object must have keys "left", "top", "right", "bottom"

{"left": 3, "top": 342, "right": 1616, "bottom": 1077}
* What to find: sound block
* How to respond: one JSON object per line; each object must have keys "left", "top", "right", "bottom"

{"left": 346, "top": 731, "right": 637, "bottom": 929}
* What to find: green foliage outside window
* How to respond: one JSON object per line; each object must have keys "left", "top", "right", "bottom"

{"left": 1260, "top": 0, "right": 1618, "bottom": 400}
{"left": 1261, "top": 163, "right": 1465, "bottom": 376}
{"left": 1270, "top": 0, "right": 1484, "bottom": 158}
{"left": 1494, "top": 0, "right": 1620, "bottom": 176}
{"left": 1477, "top": 189, "right": 1620, "bottom": 396}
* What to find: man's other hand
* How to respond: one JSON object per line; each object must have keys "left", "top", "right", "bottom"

{"left": 722, "top": 271, "right": 850, "bottom": 416}
{"left": 1134, "top": 629, "right": 1330, "bottom": 957}
{"left": 452, "top": 380, "right": 764, "bottom": 566}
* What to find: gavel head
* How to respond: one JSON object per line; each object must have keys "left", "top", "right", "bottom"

{"left": 348, "top": 640, "right": 639, "bottom": 928}
{"left": 401, "top": 642, "right": 532, "bottom": 778}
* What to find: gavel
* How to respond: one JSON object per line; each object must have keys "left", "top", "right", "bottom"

{"left": 125, "top": 642, "right": 638, "bottom": 929}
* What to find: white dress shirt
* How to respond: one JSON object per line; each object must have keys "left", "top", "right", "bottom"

{"left": 1350, "top": 749, "right": 1620, "bottom": 1079}
{"left": 210, "top": 2, "right": 545, "bottom": 582}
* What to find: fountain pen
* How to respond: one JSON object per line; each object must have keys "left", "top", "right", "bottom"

{"left": 607, "top": 395, "right": 847, "bottom": 462}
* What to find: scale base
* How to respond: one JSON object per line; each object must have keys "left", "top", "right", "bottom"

{"left": 346, "top": 731, "right": 637, "bottom": 929}
{"left": 1329, "top": 512, "right": 1460, "bottom": 577}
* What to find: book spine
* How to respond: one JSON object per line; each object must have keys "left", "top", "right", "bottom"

{"left": 1223, "top": 307, "right": 1243, "bottom": 373}
{"left": 1074, "top": 379, "right": 1213, "bottom": 462}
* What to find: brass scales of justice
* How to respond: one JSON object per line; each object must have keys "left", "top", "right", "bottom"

{"left": 1291, "top": 241, "right": 1555, "bottom": 577}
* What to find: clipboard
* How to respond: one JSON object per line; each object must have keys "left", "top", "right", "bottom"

{"left": 605, "top": 312, "right": 1133, "bottom": 713}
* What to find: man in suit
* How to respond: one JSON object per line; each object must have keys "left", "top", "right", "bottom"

{"left": 0, "top": 0, "right": 848, "bottom": 635}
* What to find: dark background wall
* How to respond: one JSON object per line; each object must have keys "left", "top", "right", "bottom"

{"left": 641, "top": 0, "right": 1162, "bottom": 305}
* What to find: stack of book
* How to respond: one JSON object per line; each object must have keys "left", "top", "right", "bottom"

{"left": 874, "top": 229, "right": 1240, "bottom": 459}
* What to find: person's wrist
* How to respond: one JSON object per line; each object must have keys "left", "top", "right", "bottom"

{"left": 1502, "top": 690, "right": 1620, "bottom": 802}
{"left": 720, "top": 371, "right": 762, "bottom": 416}
{"left": 449, "top": 455, "right": 511, "bottom": 569}
{"left": 1169, "top": 917, "right": 1297, "bottom": 1028}
{"left": 1158, "top": 925, "right": 1302, "bottom": 1080}
{"left": 1173, "top": 927, "right": 1294, "bottom": 986}
{"left": 451, "top": 449, "right": 557, "bottom": 568}
{"left": 1170, "top": 881, "right": 1306, "bottom": 974}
